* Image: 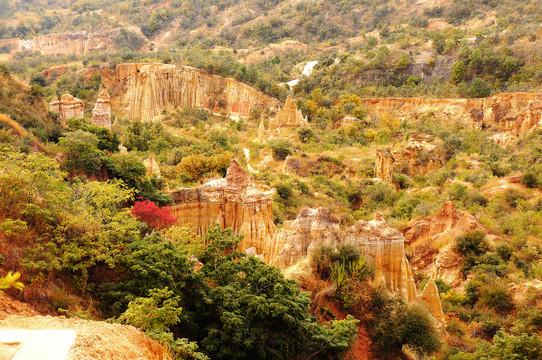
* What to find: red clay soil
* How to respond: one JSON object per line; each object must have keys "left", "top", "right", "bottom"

{"left": 0, "top": 294, "right": 39, "bottom": 320}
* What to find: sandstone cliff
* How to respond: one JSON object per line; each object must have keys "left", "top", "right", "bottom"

{"left": 101, "top": 63, "right": 281, "bottom": 121}
{"left": 169, "top": 162, "right": 444, "bottom": 321}
{"left": 400, "top": 201, "right": 489, "bottom": 287}
{"left": 362, "top": 93, "right": 542, "bottom": 145}
{"left": 375, "top": 133, "right": 447, "bottom": 183}
{"left": 273, "top": 207, "right": 444, "bottom": 321}
{"left": 49, "top": 94, "right": 84, "bottom": 125}
{"left": 92, "top": 89, "right": 111, "bottom": 128}
{"left": 8, "top": 28, "right": 146, "bottom": 56}
{"left": 268, "top": 95, "right": 308, "bottom": 130}
{"left": 169, "top": 160, "right": 278, "bottom": 258}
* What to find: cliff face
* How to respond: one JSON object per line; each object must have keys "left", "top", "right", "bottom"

{"left": 169, "top": 163, "right": 443, "bottom": 321}
{"left": 268, "top": 95, "right": 308, "bottom": 130}
{"left": 101, "top": 63, "right": 281, "bottom": 121}
{"left": 49, "top": 94, "right": 84, "bottom": 125}
{"left": 374, "top": 149, "right": 395, "bottom": 183}
{"left": 273, "top": 207, "right": 444, "bottom": 321}
{"left": 169, "top": 160, "right": 278, "bottom": 259}
{"left": 6, "top": 28, "right": 146, "bottom": 56}
{"left": 92, "top": 89, "right": 111, "bottom": 128}
{"left": 375, "top": 133, "right": 446, "bottom": 183}
{"left": 362, "top": 93, "right": 542, "bottom": 145}
{"left": 400, "top": 201, "right": 488, "bottom": 287}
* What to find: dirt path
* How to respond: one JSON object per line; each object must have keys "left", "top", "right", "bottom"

{"left": 0, "top": 114, "right": 49, "bottom": 153}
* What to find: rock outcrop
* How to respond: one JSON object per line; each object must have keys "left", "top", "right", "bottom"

{"left": 400, "top": 201, "right": 489, "bottom": 287}
{"left": 375, "top": 149, "right": 395, "bottom": 183}
{"left": 101, "top": 63, "right": 281, "bottom": 121}
{"left": 272, "top": 207, "right": 444, "bottom": 321}
{"left": 143, "top": 156, "right": 161, "bottom": 178}
{"left": 40, "top": 65, "right": 68, "bottom": 82}
{"left": 7, "top": 28, "right": 146, "bottom": 56}
{"left": 169, "top": 160, "right": 278, "bottom": 258}
{"left": 92, "top": 89, "right": 112, "bottom": 128}
{"left": 268, "top": 95, "right": 308, "bottom": 130}
{"left": 375, "top": 133, "right": 447, "bottom": 183}
{"left": 49, "top": 94, "right": 84, "bottom": 125}
{"left": 362, "top": 93, "right": 542, "bottom": 145}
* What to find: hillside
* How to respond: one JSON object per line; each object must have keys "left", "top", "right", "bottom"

{"left": 0, "top": 0, "right": 541, "bottom": 359}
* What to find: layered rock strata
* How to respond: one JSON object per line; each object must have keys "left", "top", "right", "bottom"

{"left": 92, "top": 89, "right": 112, "bottom": 128}
{"left": 375, "top": 133, "right": 447, "bottom": 183}
{"left": 49, "top": 94, "right": 84, "bottom": 125}
{"left": 6, "top": 28, "right": 146, "bottom": 56}
{"left": 169, "top": 160, "right": 278, "bottom": 258}
{"left": 170, "top": 162, "right": 444, "bottom": 321}
{"left": 362, "top": 93, "right": 542, "bottom": 145}
{"left": 273, "top": 207, "right": 444, "bottom": 321}
{"left": 101, "top": 63, "right": 281, "bottom": 121}
{"left": 268, "top": 95, "right": 308, "bottom": 130}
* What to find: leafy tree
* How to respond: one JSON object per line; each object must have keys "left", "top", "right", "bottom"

{"left": 466, "top": 78, "right": 491, "bottom": 98}
{"left": 59, "top": 130, "right": 104, "bottom": 174}
{"left": 132, "top": 199, "right": 177, "bottom": 231}
{"left": 268, "top": 139, "right": 292, "bottom": 160}
{"left": 521, "top": 172, "right": 538, "bottom": 188}
{"left": 371, "top": 290, "right": 441, "bottom": 356}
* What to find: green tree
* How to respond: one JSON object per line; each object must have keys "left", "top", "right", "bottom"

{"left": 59, "top": 130, "right": 104, "bottom": 174}
{"left": 466, "top": 78, "right": 491, "bottom": 98}
{"left": 268, "top": 139, "right": 292, "bottom": 160}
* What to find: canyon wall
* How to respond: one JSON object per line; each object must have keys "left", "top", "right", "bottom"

{"left": 3, "top": 28, "right": 146, "bottom": 56}
{"left": 362, "top": 93, "right": 542, "bottom": 145}
{"left": 400, "top": 201, "right": 489, "bottom": 287}
{"left": 101, "top": 63, "right": 281, "bottom": 121}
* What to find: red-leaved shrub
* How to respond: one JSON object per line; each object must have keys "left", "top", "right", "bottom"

{"left": 132, "top": 199, "right": 177, "bottom": 230}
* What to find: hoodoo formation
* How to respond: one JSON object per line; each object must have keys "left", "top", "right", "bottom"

{"left": 101, "top": 63, "right": 281, "bottom": 121}
{"left": 169, "top": 160, "right": 279, "bottom": 258}
{"left": 170, "top": 162, "right": 444, "bottom": 322}
{"left": 91, "top": 89, "right": 112, "bottom": 128}
{"left": 268, "top": 95, "right": 309, "bottom": 130}
{"left": 48, "top": 94, "right": 85, "bottom": 125}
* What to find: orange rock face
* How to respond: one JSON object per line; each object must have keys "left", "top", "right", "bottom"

{"left": 7, "top": 28, "right": 146, "bottom": 56}
{"left": 101, "top": 63, "right": 281, "bottom": 121}
{"left": 40, "top": 65, "right": 68, "bottom": 82}
{"left": 362, "top": 93, "right": 542, "bottom": 145}
{"left": 169, "top": 160, "right": 278, "bottom": 258}
{"left": 169, "top": 162, "right": 444, "bottom": 322}
{"left": 268, "top": 95, "right": 308, "bottom": 130}
{"left": 375, "top": 133, "right": 447, "bottom": 183}
{"left": 374, "top": 149, "right": 395, "bottom": 183}
{"left": 49, "top": 94, "right": 84, "bottom": 125}
{"left": 143, "top": 156, "right": 161, "bottom": 178}
{"left": 401, "top": 201, "right": 488, "bottom": 287}
{"left": 92, "top": 89, "right": 111, "bottom": 128}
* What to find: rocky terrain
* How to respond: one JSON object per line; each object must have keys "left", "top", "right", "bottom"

{"left": 101, "top": 63, "right": 281, "bottom": 121}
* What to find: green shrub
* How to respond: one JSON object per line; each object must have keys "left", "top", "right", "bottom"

{"left": 455, "top": 230, "right": 489, "bottom": 257}
{"left": 521, "top": 172, "right": 538, "bottom": 188}
{"left": 268, "top": 138, "right": 292, "bottom": 160}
